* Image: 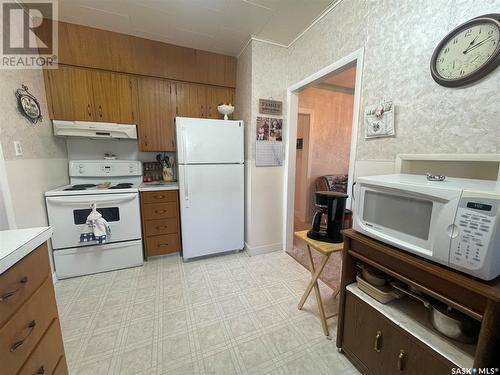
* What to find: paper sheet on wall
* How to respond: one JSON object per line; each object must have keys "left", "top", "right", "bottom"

{"left": 256, "top": 140, "right": 284, "bottom": 166}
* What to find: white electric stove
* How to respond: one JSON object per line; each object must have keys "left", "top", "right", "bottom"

{"left": 45, "top": 160, "right": 144, "bottom": 279}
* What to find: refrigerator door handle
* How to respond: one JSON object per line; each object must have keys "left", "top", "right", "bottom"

{"left": 181, "top": 125, "right": 187, "bottom": 164}
{"left": 184, "top": 167, "right": 190, "bottom": 208}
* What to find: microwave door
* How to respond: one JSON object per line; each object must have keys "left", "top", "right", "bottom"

{"left": 354, "top": 185, "right": 461, "bottom": 265}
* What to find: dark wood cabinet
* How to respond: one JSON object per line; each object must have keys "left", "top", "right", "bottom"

{"left": 338, "top": 229, "right": 500, "bottom": 373}
{"left": 343, "top": 291, "right": 453, "bottom": 374}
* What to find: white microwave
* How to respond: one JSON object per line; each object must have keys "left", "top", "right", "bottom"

{"left": 353, "top": 174, "right": 500, "bottom": 280}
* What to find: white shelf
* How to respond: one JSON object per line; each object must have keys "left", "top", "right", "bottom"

{"left": 347, "top": 283, "right": 475, "bottom": 368}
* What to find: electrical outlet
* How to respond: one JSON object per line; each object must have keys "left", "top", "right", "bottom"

{"left": 14, "top": 141, "right": 23, "bottom": 156}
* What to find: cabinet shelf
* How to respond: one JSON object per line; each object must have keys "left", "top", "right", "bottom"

{"left": 347, "top": 283, "right": 475, "bottom": 368}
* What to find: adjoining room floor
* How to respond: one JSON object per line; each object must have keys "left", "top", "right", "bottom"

{"left": 54, "top": 251, "right": 359, "bottom": 375}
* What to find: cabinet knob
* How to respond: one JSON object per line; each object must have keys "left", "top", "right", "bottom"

{"left": 36, "top": 366, "right": 45, "bottom": 374}
{"left": 374, "top": 330, "right": 382, "bottom": 352}
{"left": 398, "top": 350, "right": 406, "bottom": 371}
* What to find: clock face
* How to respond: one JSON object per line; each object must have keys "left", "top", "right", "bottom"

{"left": 431, "top": 15, "right": 500, "bottom": 87}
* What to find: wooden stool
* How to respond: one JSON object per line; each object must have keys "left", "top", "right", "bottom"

{"left": 294, "top": 230, "right": 343, "bottom": 338}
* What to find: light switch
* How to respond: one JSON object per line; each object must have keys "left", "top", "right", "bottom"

{"left": 14, "top": 141, "right": 23, "bottom": 156}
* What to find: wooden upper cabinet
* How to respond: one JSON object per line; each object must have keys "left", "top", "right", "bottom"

{"left": 57, "top": 21, "right": 134, "bottom": 73}
{"left": 44, "top": 65, "right": 135, "bottom": 123}
{"left": 175, "top": 82, "right": 206, "bottom": 118}
{"left": 91, "top": 70, "right": 135, "bottom": 123}
{"left": 43, "top": 65, "right": 95, "bottom": 121}
{"left": 137, "top": 77, "right": 176, "bottom": 152}
{"left": 55, "top": 21, "right": 236, "bottom": 87}
{"left": 206, "top": 86, "right": 235, "bottom": 119}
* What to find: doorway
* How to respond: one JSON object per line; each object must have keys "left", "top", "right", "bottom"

{"left": 294, "top": 112, "right": 312, "bottom": 231}
{"left": 284, "top": 49, "right": 364, "bottom": 251}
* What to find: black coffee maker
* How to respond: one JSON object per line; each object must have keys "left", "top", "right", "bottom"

{"left": 307, "top": 191, "right": 348, "bottom": 243}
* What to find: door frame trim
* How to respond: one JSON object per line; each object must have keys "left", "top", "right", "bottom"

{"left": 283, "top": 48, "right": 364, "bottom": 251}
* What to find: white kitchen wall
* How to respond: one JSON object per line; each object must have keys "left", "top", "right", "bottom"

{"left": 237, "top": 0, "right": 500, "bottom": 254}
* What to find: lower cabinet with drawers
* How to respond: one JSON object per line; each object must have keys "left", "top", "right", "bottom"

{"left": 140, "top": 190, "right": 181, "bottom": 257}
{"left": 0, "top": 242, "right": 68, "bottom": 375}
{"left": 342, "top": 291, "right": 453, "bottom": 374}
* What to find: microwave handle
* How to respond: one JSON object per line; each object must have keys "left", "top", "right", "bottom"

{"left": 351, "top": 182, "right": 357, "bottom": 201}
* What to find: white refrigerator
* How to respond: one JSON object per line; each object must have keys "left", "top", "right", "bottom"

{"left": 176, "top": 117, "right": 244, "bottom": 260}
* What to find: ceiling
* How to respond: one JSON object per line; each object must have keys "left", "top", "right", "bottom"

{"left": 52, "top": 0, "right": 335, "bottom": 56}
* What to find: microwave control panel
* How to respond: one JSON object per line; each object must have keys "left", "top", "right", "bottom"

{"left": 450, "top": 197, "right": 498, "bottom": 270}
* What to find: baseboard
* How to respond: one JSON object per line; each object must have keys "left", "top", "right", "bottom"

{"left": 52, "top": 271, "right": 58, "bottom": 284}
{"left": 245, "top": 242, "right": 282, "bottom": 256}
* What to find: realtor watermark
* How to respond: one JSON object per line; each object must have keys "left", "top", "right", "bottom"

{"left": 1, "top": 0, "right": 58, "bottom": 69}
{"left": 452, "top": 368, "right": 499, "bottom": 374}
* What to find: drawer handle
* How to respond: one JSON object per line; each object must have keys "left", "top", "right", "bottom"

{"left": 398, "top": 350, "right": 406, "bottom": 371}
{"left": 156, "top": 226, "right": 168, "bottom": 230}
{"left": 374, "top": 330, "right": 382, "bottom": 352}
{"left": 155, "top": 210, "right": 166, "bottom": 214}
{"left": 98, "top": 105, "right": 103, "bottom": 118}
{"left": 36, "top": 366, "right": 45, "bottom": 374}
{"left": 87, "top": 104, "right": 92, "bottom": 117}
{"left": 158, "top": 243, "right": 169, "bottom": 247}
{"left": 155, "top": 195, "right": 165, "bottom": 199}
{"left": 0, "top": 276, "right": 28, "bottom": 302}
{"left": 10, "top": 320, "right": 36, "bottom": 352}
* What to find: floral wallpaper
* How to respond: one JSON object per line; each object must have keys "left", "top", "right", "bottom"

{"left": 244, "top": 0, "right": 500, "bottom": 162}
{"left": 0, "top": 69, "right": 67, "bottom": 160}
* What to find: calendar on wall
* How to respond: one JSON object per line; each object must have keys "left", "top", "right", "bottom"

{"left": 255, "top": 116, "right": 284, "bottom": 166}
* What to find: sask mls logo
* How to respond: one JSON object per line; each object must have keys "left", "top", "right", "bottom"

{"left": 1, "top": 0, "right": 58, "bottom": 68}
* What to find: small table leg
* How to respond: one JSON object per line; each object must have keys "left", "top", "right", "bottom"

{"left": 297, "top": 243, "right": 332, "bottom": 336}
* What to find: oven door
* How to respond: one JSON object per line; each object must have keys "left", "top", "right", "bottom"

{"left": 353, "top": 183, "right": 462, "bottom": 265}
{"left": 46, "top": 193, "right": 141, "bottom": 249}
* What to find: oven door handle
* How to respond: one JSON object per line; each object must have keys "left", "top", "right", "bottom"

{"left": 46, "top": 193, "right": 137, "bottom": 206}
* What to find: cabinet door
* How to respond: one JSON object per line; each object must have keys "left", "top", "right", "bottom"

{"left": 343, "top": 291, "right": 453, "bottom": 375}
{"left": 137, "top": 77, "right": 176, "bottom": 151}
{"left": 343, "top": 291, "right": 385, "bottom": 373}
{"left": 175, "top": 82, "right": 206, "bottom": 118}
{"left": 43, "top": 65, "right": 95, "bottom": 121}
{"left": 91, "top": 70, "right": 135, "bottom": 123}
{"left": 205, "top": 86, "right": 234, "bottom": 119}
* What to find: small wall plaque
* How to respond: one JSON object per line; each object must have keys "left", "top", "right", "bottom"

{"left": 259, "top": 99, "right": 282, "bottom": 115}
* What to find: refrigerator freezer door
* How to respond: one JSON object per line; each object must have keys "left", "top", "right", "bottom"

{"left": 179, "top": 164, "right": 244, "bottom": 259}
{"left": 176, "top": 117, "right": 244, "bottom": 164}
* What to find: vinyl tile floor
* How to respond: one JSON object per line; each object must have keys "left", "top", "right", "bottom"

{"left": 54, "top": 250, "right": 360, "bottom": 375}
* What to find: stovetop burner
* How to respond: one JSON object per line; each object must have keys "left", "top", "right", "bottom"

{"left": 73, "top": 184, "right": 97, "bottom": 188}
{"left": 108, "top": 183, "right": 134, "bottom": 190}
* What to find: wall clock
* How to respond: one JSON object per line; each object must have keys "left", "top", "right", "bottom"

{"left": 430, "top": 13, "right": 500, "bottom": 87}
{"left": 15, "top": 84, "right": 43, "bottom": 124}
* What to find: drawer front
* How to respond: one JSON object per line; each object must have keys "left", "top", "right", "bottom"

{"left": 0, "top": 277, "right": 58, "bottom": 375}
{"left": 343, "top": 291, "right": 453, "bottom": 375}
{"left": 0, "top": 243, "right": 50, "bottom": 328}
{"left": 146, "top": 234, "right": 179, "bottom": 256}
{"left": 142, "top": 190, "right": 178, "bottom": 204}
{"left": 18, "top": 319, "right": 65, "bottom": 375}
{"left": 144, "top": 218, "right": 179, "bottom": 237}
{"left": 52, "top": 356, "right": 68, "bottom": 375}
{"left": 143, "top": 202, "right": 178, "bottom": 220}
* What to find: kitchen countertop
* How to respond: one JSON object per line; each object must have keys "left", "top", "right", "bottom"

{"left": 0, "top": 226, "right": 53, "bottom": 274}
{"left": 139, "top": 182, "right": 179, "bottom": 191}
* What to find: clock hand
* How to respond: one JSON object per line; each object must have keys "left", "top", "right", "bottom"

{"left": 463, "top": 36, "right": 493, "bottom": 54}
{"left": 466, "top": 33, "right": 480, "bottom": 48}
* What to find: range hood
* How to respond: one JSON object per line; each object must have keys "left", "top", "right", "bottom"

{"left": 53, "top": 120, "right": 138, "bottom": 140}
